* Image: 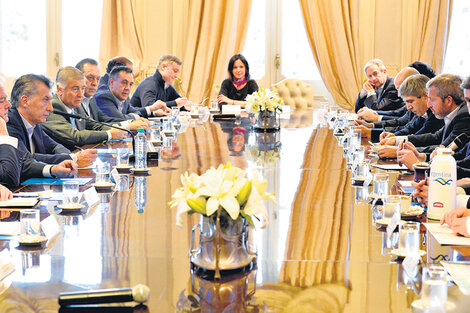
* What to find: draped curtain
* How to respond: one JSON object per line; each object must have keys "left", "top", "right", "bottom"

{"left": 99, "top": 0, "right": 252, "bottom": 103}
{"left": 299, "top": 0, "right": 453, "bottom": 110}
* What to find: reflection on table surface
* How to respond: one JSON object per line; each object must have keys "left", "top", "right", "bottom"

{"left": 0, "top": 109, "right": 468, "bottom": 312}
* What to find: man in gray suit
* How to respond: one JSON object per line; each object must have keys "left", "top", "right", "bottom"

{"left": 75, "top": 58, "right": 149, "bottom": 131}
{"left": 43, "top": 67, "right": 127, "bottom": 150}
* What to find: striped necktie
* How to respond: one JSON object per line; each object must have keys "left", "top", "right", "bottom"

{"left": 70, "top": 109, "right": 77, "bottom": 130}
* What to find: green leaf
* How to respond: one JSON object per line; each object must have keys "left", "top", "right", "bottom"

{"left": 240, "top": 211, "right": 255, "bottom": 227}
{"left": 236, "top": 180, "right": 252, "bottom": 207}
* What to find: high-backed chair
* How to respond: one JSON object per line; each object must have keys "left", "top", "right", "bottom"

{"left": 271, "top": 78, "right": 314, "bottom": 110}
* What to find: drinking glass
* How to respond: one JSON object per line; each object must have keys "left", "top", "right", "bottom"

{"left": 210, "top": 101, "right": 219, "bottom": 111}
{"left": 116, "top": 148, "right": 130, "bottom": 166}
{"left": 63, "top": 180, "right": 79, "bottom": 205}
{"left": 384, "top": 195, "right": 401, "bottom": 219}
{"left": 353, "top": 161, "right": 370, "bottom": 183}
{"left": 422, "top": 265, "right": 448, "bottom": 307}
{"left": 399, "top": 221, "right": 420, "bottom": 255}
{"left": 373, "top": 173, "right": 389, "bottom": 198}
{"left": 20, "top": 210, "right": 40, "bottom": 237}
{"left": 95, "top": 162, "right": 111, "bottom": 185}
{"left": 397, "top": 194, "right": 412, "bottom": 214}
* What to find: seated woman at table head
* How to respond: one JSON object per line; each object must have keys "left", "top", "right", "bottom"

{"left": 217, "top": 54, "right": 259, "bottom": 109}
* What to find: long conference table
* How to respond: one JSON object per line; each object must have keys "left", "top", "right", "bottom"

{"left": 0, "top": 109, "right": 468, "bottom": 312}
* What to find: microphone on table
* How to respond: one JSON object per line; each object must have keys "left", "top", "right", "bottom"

{"left": 53, "top": 110, "right": 136, "bottom": 154}
{"left": 446, "top": 133, "right": 469, "bottom": 151}
{"left": 58, "top": 284, "right": 150, "bottom": 306}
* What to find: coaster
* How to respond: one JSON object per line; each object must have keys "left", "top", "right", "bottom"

{"left": 131, "top": 168, "right": 151, "bottom": 176}
{"left": 115, "top": 165, "right": 132, "bottom": 174}
{"left": 411, "top": 299, "right": 455, "bottom": 311}
{"left": 93, "top": 182, "right": 115, "bottom": 191}
{"left": 57, "top": 203, "right": 86, "bottom": 210}
{"left": 17, "top": 234, "right": 47, "bottom": 247}
{"left": 390, "top": 248, "right": 426, "bottom": 258}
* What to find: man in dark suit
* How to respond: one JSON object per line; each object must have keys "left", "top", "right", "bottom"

{"left": 0, "top": 83, "right": 76, "bottom": 187}
{"left": 130, "top": 54, "right": 190, "bottom": 109}
{"left": 43, "top": 67, "right": 127, "bottom": 150}
{"left": 75, "top": 58, "right": 149, "bottom": 131}
{"left": 98, "top": 56, "right": 133, "bottom": 91}
{"left": 94, "top": 66, "right": 167, "bottom": 120}
{"left": 7, "top": 74, "right": 97, "bottom": 168}
{"left": 354, "top": 59, "right": 404, "bottom": 113}
{"left": 397, "top": 74, "right": 470, "bottom": 168}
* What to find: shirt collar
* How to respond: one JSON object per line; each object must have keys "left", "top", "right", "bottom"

{"left": 19, "top": 112, "right": 35, "bottom": 134}
{"left": 83, "top": 96, "right": 91, "bottom": 107}
{"left": 444, "top": 105, "right": 461, "bottom": 126}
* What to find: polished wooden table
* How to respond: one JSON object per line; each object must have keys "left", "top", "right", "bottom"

{"left": 0, "top": 110, "right": 468, "bottom": 312}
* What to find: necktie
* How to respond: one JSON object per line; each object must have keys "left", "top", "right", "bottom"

{"left": 27, "top": 126, "right": 35, "bottom": 153}
{"left": 70, "top": 109, "right": 77, "bottom": 130}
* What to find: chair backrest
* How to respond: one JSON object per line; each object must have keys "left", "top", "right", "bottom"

{"left": 271, "top": 78, "right": 314, "bottom": 109}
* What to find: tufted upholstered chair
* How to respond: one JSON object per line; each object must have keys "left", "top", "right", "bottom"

{"left": 271, "top": 78, "right": 314, "bottom": 110}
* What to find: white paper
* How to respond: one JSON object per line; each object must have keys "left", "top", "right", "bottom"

{"left": 371, "top": 163, "right": 409, "bottom": 171}
{"left": 40, "top": 215, "right": 59, "bottom": 240}
{"left": 111, "top": 168, "right": 120, "bottom": 184}
{"left": 221, "top": 105, "right": 241, "bottom": 115}
{"left": 424, "top": 222, "right": 470, "bottom": 246}
{"left": 398, "top": 180, "right": 414, "bottom": 187}
{"left": 386, "top": 212, "right": 400, "bottom": 238}
{"left": 441, "top": 261, "right": 470, "bottom": 295}
{"left": 0, "top": 221, "right": 20, "bottom": 235}
{"left": 83, "top": 187, "right": 100, "bottom": 207}
{"left": 403, "top": 253, "right": 420, "bottom": 278}
{"left": 0, "top": 198, "right": 38, "bottom": 208}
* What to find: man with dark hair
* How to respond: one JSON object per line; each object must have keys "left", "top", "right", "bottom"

{"left": 98, "top": 56, "right": 133, "bottom": 90}
{"left": 130, "top": 54, "right": 190, "bottom": 109}
{"left": 0, "top": 83, "right": 76, "bottom": 187}
{"left": 75, "top": 58, "right": 148, "bottom": 131}
{"left": 94, "top": 66, "right": 166, "bottom": 119}
{"left": 43, "top": 67, "right": 127, "bottom": 150}
{"left": 7, "top": 74, "right": 97, "bottom": 167}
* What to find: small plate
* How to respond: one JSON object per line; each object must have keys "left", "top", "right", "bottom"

{"left": 93, "top": 182, "right": 115, "bottom": 191}
{"left": 115, "top": 165, "right": 132, "bottom": 173}
{"left": 402, "top": 207, "right": 425, "bottom": 217}
{"left": 376, "top": 218, "right": 403, "bottom": 227}
{"left": 411, "top": 299, "right": 455, "bottom": 311}
{"left": 17, "top": 234, "right": 47, "bottom": 247}
{"left": 57, "top": 203, "right": 86, "bottom": 210}
{"left": 391, "top": 248, "right": 426, "bottom": 258}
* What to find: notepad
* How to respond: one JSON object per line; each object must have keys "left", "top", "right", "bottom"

{"left": 441, "top": 261, "right": 470, "bottom": 295}
{"left": 22, "top": 178, "right": 92, "bottom": 186}
{"left": 424, "top": 222, "right": 470, "bottom": 246}
{"left": 371, "top": 163, "right": 410, "bottom": 171}
{"left": 0, "top": 198, "right": 38, "bottom": 208}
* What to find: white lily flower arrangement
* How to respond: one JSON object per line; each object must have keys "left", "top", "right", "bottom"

{"left": 169, "top": 162, "right": 276, "bottom": 228}
{"left": 245, "top": 88, "right": 283, "bottom": 114}
{"left": 247, "top": 146, "right": 281, "bottom": 165}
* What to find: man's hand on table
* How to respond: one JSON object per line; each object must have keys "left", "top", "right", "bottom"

{"left": 354, "top": 119, "right": 373, "bottom": 128}
{"left": 357, "top": 107, "right": 380, "bottom": 122}
{"left": 441, "top": 207, "right": 470, "bottom": 237}
{"left": 380, "top": 132, "right": 394, "bottom": 141}
{"left": 129, "top": 118, "right": 150, "bottom": 131}
{"left": 0, "top": 184, "right": 12, "bottom": 201}
{"left": 110, "top": 128, "right": 127, "bottom": 140}
{"left": 74, "top": 149, "right": 98, "bottom": 168}
{"left": 354, "top": 125, "right": 371, "bottom": 138}
{"left": 51, "top": 160, "right": 78, "bottom": 178}
{"left": 430, "top": 145, "right": 445, "bottom": 161}
{"left": 457, "top": 178, "right": 470, "bottom": 186}
{"left": 397, "top": 148, "right": 420, "bottom": 170}
{"left": 412, "top": 179, "right": 429, "bottom": 204}
{"left": 377, "top": 146, "right": 398, "bottom": 159}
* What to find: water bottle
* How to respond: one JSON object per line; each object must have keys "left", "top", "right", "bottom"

{"left": 427, "top": 148, "right": 456, "bottom": 220}
{"left": 135, "top": 128, "right": 147, "bottom": 169}
{"left": 134, "top": 176, "right": 147, "bottom": 214}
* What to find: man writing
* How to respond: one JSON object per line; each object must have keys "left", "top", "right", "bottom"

{"left": 7, "top": 74, "right": 97, "bottom": 168}
{"left": 43, "top": 66, "right": 127, "bottom": 150}
{"left": 130, "top": 54, "right": 190, "bottom": 109}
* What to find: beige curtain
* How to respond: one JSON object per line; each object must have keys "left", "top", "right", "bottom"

{"left": 99, "top": 1, "right": 147, "bottom": 83}
{"left": 299, "top": 0, "right": 453, "bottom": 110}
{"left": 401, "top": 0, "right": 453, "bottom": 73}
{"left": 179, "top": 0, "right": 252, "bottom": 103}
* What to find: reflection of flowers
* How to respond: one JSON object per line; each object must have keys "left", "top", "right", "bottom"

{"left": 246, "top": 88, "right": 283, "bottom": 113}
{"left": 169, "top": 162, "right": 275, "bottom": 228}
{"left": 247, "top": 146, "right": 281, "bottom": 165}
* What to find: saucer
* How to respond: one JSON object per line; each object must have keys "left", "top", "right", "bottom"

{"left": 390, "top": 248, "right": 426, "bottom": 258}
{"left": 376, "top": 218, "right": 403, "bottom": 227}
{"left": 115, "top": 165, "right": 132, "bottom": 173}
{"left": 131, "top": 168, "right": 151, "bottom": 175}
{"left": 401, "top": 206, "right": 425, "bottom": 218}
{"left": 17, "top": 234, "right": 47, "bottom": 247}
{"left": 93, "top": 182, "right": 115, "bottom": 191}
{"left": 57, "top": 203, "right": 86, "bottom": 210}
{"left": 411, "top": 299, "right": 455, "bottom": 311}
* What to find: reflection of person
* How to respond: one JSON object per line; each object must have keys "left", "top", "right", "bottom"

{"left": 230, "top": 126, "right": 247, "bottom": 154}
{"left": 130, "top": 54, "right": 190, "bottom": 109}
{"left": 161, "top": 142, "right": 181, "bottom": 161}
{"left": 354, "top": 59, "right": 404, "bottom": 113}
{"left": 218, "top": 54, "right": 259, "bottom": 109}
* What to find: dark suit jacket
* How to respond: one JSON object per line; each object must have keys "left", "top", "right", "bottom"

{"left": 355, "top": 77, "right": 404, "bottom": 113}
{"left": 42, "top": 95, "right": 111, "bottom": 150}
{"left": 7, "top": 107, "right": 71, "bottom": 165}
{"left": 98, "top": 73, "right": 109, "bottom": 91}
{"left": 373, "top": 110, "right": 414, "bottom": 129}
{"left": 409, "top": 104, "right": 470, "bottom": 154}
{"left": 0, "top": 143, "right": 23, "bottom": 189}
{"left": 130, "top": 70, "right": 180, "bottom": 108}
{"left": 84, "top": 97, "right": 125, "bottom": 124}
{"left": 377, "top": 105, "right": 408, "bottom": 120}
{"left": 394, "top": 109, "right": 444, "bottom": 136}
{"left": 94, "top": 89, "right": 147, "bottom": 120}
